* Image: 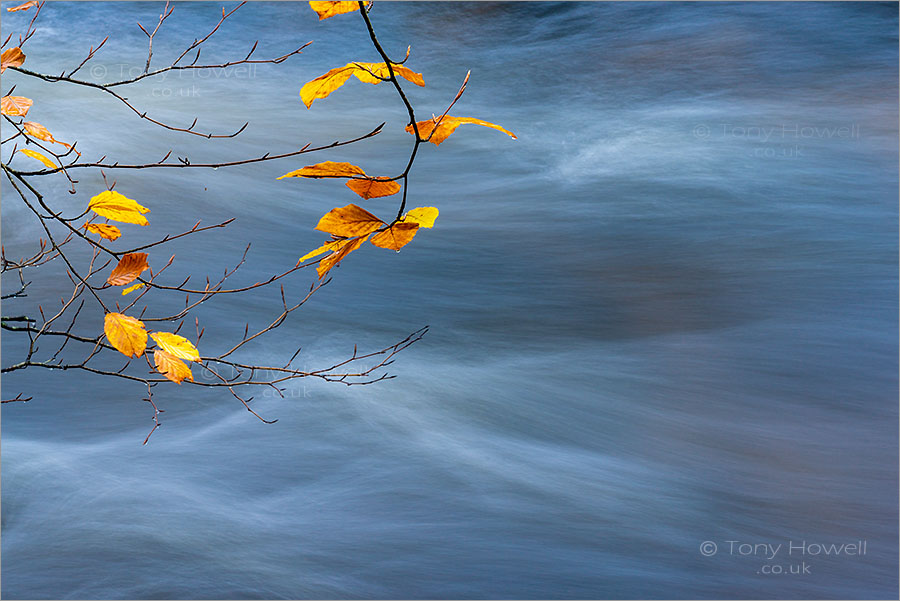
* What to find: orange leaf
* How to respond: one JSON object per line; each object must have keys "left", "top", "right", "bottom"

{"left": 1, "top": 47, "right": 25, "bottom": 73}
{"left": 7, "top": 1, "right": 39, "bottom": 12}
{"left": 299, "top": 65, "right": 356, "bottom": 108}
{"left": 104, "top": 312, "right": 148, "bottom": 358}
{"left": 107, "top": 252, "right": 149, "bottom": 286}
{"left": 83, "top": 222, "right": 122, "bottom": 241}
{"left": 1, "top": 95, "right": 32, "bottom": 117}
{"left": 153, "top": 350, "right": 193, "bottom": 384}
{"left": 407, "top": 116, "right": 517, "bottom": 146}
{"left": 346, "top": 177, "right": 401, "bottom": 199}
{"left": 309, "top": 1, "right": 362, "bottom": 20}
{"left": 277, "top": 161, "right": 366, "bottom": 179}
{"left": 150, "top": 332, "right": 200, "bottom": 362}
{"left": 23, "top": 121, "right": 72, "bottom": 148}
{"left": 18, "top": 148, "right": 56, "bottom": 169}
{"left": 370, "top": 222, "right": 419, "bottom": 251}
{"left": 89, "top": 190, "right": 150, "bottom": 226}
{"left": 317, "top": 234, "right": 368, "bottom": 279}
{"left": 401, "top": 206, "right": 439, "bottom": 228}
{"left": 315, "top": 203, "right": 384, "bottom": 237}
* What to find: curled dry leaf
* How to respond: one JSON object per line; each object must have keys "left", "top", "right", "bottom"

{"left": 308, "top": 0, "right": 362, "bottom": 20}
{"left": 150, "top": 332, "right": 200, "bottom": 362}
{"left": 18, "top": 148, "right": 56, "bottom": 170}
{"left": 107, "top": 252, "right": 149, "bottom": 286}
{"left": 121, "top": 282, "right": 145, "bottom": 296}
{"left": 1, "top": 95, "right": 33, "bottom": 117}
{"left": 299, "top": 237, "right": 352, "bottom": 263}
{"left": 407, "top": 116, "right": 517, "bottom": 146}
{"left": 153, "top": 350, "right": 193, "bottom": 384}
{"left": 315, "top": 203, "right": 384, "bottom": 237}
{"left": 83, "top": 222, "right": 122, "bottom": 241}
{"left": 1, "top": 47, "right": 25, "bottom": 73}
{"left": 317, "top": 234, "right": 368, "bottom": 279}
{"left": 89, "top": 190, "right": 150, "bottom": 226}
{"left": 7, "top": 0, "right": 39, "bottom": 12}
{"left": 23, "top": 121, "right": 72, "bottom": 148}
{"left": 300, "top": 62, "right": 424, "bottom": 108}
{"left": 104, "top": 312, "right": 148, "bottom": 358}
{"left": 370, "top": 222, "right": 419, "bottom": 251}
{"left": 401, "top": 206, "right": 439, "bottom": 228}
{"left": 346, "top": 177, "right": 401, "bottom": 200}
{"left": 278, "top": 161, "right": 365, "bottom": 179}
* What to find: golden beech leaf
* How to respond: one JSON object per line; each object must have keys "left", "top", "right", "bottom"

{"left": 309, "top": 1, "right": 361, "bottom": 19}
{"left": 406, "top": 116, "right": 517, "bottom": 146}
{"left": 150, "top": 332, "right": 200, "bottom": 362}
{"left": 277, "top": 161, "right": 366, "bottom": 179}
{"left": 122, "top": 282, "right": 145, "bottom": 296}
{"left": 7, "top": 1, "right": 39, "bottom": 12}
{"left": 317, "top": 234, "right": 368, "bottom": 279}
{"left": 83, "top": 222, "right": 122, "bottom": 241}
{"left": 401, "top": 206, "right": 439, "bottom": 228}
{"left": 1, "top": 95, "right": 33, "bottom": 116}
{"left": 107, "top": 252, "right": 149, "bottom": 286}
{"left": 299, "top": 238, "right": 351, "bottom": 263}
{"left": 89, "top": 190, "right": 150, "bottom": 226}
{"left": 346, "top": 177, "right": 401, "bottom": 199}
{"left": 370, "top": 222, "right": 419, "bottom": 251}
{"left": 153, "top": 350, "right": 194, "bottom": 384}
{"left": 18, "top": 148, "right": 56, "bottom": 170}
{"left": 300, "top": 65, "right": 356, "bottom": 109}
{"left": 23, "top": 121, "right": 72, "bottom": 148}
{"left": 352, "top": 62, "right": 425, "bottom": 87}
{"left": 315, "top": 203, "right": 384, "bottom": 237}
{"left": 1, "top": 47, "right": 25, "bottom": 73}
{"left": 300, "top": 62, "right": 423, "bottom": 108}
{"left": 104, "top": 312, "right": 148, "bottom": 358}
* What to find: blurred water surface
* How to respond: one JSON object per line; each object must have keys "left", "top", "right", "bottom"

{"left": 1, "top": 2, "right": 897, "bottom": 599}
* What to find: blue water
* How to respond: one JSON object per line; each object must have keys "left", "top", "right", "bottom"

{"left": 2, "top": 2, "right": 897, "bottom": 598}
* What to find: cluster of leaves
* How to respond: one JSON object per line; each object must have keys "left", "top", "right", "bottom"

{"left": 1, "top": 0, "right": 514, "bottom": 442}
{"left": 280, "top": 1, "right": 515, "bottom": 280}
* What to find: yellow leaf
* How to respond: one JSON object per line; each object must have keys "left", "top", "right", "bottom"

{"left": 1, "top": 47, "right": 25, "bottom": 73}
{"left": 317, "top": 234, "right": 368, "bottom": 279}
{"left": 1, "top": 95, "right": 32, "bottom": 117}
{"left": 150, "top": 332, "right": 200, "bottom": 362}
{"left": 83, "top": 222, "right": 122, "bottom": 241}
{"left": 300, "top": 62, "right": 423, "bottom": 108}
{"left": 104, "top": 312, "right": 148, "bottom": 358}
{"left": 153, "top": 350, "right": 193, "bottom": 384}
{"left": 106, "top": 252, "right": 149, "bottom": 286}
{"left": 370, "top": 222, "right": 419, "bottom": 251}
{"left": 300, "top": 65, "right": 356, "bottom": 109}
{"left": 309, "top": 1, "right": 361, "bottom": 20}
{"left": 7, "top": 1, "right": 39, "bottom": 12}
{"left": 89, "top": 190, "right": 150, "bottom": 226}
{"left": 315, "top": 203, "right": 384, "bottom": 237}
{"left": 407, "top": 116, "right": 517, "bottom": 146}
{"left": 122, "top": 282, "right": 145, "bottom": 296}
{"left": 299, "top": 238, "right": 351, "bottom": 263}
{"left": 18, "top": 148, "right": 56, "bottom": 170}
{"left": 401, "top": 206, "right": 439, "bottom": 228}
{"left": 23, "top": 121, "right": 72, "bottom": 148}
{"left": 277, "top": 161, "right": 366, "bottom": 179}
{"left": 346, "top": 177, "right": 401, "bottom": 199}
{"left": 352, "top": 62, "right": 425, "bottom": 87}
